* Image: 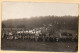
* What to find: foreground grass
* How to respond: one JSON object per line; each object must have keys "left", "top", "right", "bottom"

{"left": 1, "top": 39, "right": 78, "bottom": 52}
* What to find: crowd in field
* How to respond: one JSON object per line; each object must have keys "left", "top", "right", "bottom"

{"left": 2, "top": 32, "right": 78, "bottom": 42}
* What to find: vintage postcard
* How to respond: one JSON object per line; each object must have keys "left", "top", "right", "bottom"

{"left": 1, "top": 2, "right": 79, "bottom": 53}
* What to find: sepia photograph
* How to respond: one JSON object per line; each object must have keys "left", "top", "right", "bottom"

{"left": 1, "top": 2, "right": 79, "bottom": 52}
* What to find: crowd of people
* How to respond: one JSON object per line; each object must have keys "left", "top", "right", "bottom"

{"left": 2, "top": 32, "right": 78, "bottom": 42}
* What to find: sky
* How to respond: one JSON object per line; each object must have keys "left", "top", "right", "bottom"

{"left": 2, "top": 2, "right": 78, "bottom": 20}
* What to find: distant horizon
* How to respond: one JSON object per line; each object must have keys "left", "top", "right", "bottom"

{"left": 2, "top": 15, "right": 78, "bottom": 21}
{"left": 2, "top": 2, "right": 78, "bottom": 20}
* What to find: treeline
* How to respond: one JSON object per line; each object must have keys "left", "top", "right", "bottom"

{"left": 2, "top": 15, "right": 79, "bottom": 31}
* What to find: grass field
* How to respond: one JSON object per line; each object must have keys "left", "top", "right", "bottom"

{"left": 1, "top": 39, "right": 78, "bottom": 52}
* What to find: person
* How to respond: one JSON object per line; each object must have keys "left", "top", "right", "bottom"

{"left": 35, "top": 33, "right": 39, "bottom": 42}
{"left": 3, "top": 33, "right": 7, "bottom": 39}
{"left": 56, "top": 37, "right": 59, "bottom": 42}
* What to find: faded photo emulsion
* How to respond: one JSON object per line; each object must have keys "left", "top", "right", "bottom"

{"left": 1, "top": 2, "right": 79, "bottom": 52}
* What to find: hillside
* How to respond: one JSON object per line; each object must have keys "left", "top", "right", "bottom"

{"left": 2, "top": 16, "right": 79, "bottom": 31}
